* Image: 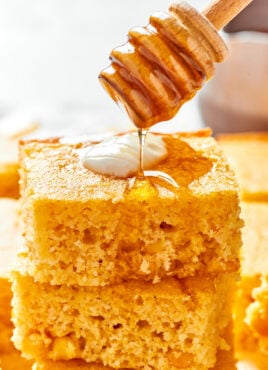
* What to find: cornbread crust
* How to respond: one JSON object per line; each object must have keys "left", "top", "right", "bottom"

{"left": 12, "top": 272, "right": 235, "bottom": 370}
{"left": 233, "top": 202, "right": 268, "bottom": 357}
{"left": 217, "top": 132, "right": 268, "bottom": 201}
{"left": 18, "top": 131, "right": 241, "bottom": 286}
{"left": 0, "top": 199, "right": 32, "bottom": 370}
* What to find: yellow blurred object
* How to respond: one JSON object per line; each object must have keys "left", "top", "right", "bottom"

{"left": 0, "top": 198, "right": 32, "bottom": 370}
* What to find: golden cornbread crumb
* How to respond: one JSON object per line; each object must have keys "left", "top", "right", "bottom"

{"left": 233, "top": 202, "right": 268, "bottom": 359}
{"left": 0, "top": 199, "right": 32, "bottom": 370}
{"left": 218, "top": 132, "right": 268, "bottom": 201}
{"left": 17, "top": 131, "right": 242, "bottom": 286}
{"left": 12, "top": 273, "right": 235, "bottom": 370}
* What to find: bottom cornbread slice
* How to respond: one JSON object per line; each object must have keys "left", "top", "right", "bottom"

{"left": 12, "top": 273, "right": 235, "bottom": 370}
{"left": 233, "top": 202, "right": 268, "bottom": 359}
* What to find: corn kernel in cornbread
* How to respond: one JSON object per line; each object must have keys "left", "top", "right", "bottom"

{"left": 233, "top": 202, "right": 268, "bottom": 360}
{"left": 218, "top": 132, "right": 268, "bottom": 201}
{"left": 12, "top": 273, "right": 235, "bottom": 370}
{"left": 0, "top": 198, "right": 32, "bottom": 370}
{"left": 18, "top": 131, "right": 241, "bottom": 286}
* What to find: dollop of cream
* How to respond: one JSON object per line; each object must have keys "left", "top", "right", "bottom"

{"left": 82, "top": 132, "right": 167, "bottom": 177}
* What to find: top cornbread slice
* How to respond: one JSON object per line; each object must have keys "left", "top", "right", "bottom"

{"left": 17, "top": 130, "right": 241, "bottom": 286}
{"left": 217, "top": 132, "right": 268, "bottom": 201}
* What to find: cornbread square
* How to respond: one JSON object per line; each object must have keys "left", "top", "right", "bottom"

{"left": 12, "top": 273, "right": 235, "bottom": 370}
{"left": 0, "top": 137, "right": 20, "bottom": 198}
{"left": 233, "top": 202, "right": 268, "bottom": 357}
{"left": 18, "top": 131, "right": 242, "bottom": 286}
{"left": 0, "top": 198, "right": 32, "bottom": 370}
{"left": 218, "top": 132, "right": 268, "bottom": 201}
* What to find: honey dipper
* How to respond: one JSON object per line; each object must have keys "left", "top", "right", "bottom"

{"left": 99, "top": 0, "right": 253, "bottom": 129}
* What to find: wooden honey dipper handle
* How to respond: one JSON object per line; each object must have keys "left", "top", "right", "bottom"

{"left": 203, "top": 0, "right": 253, "bottom": 30}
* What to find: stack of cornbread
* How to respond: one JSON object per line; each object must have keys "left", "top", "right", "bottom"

{"left": 11, "top": 129, "right": 242, "bottom": 369}
{"left": 218, "top": 132, "right": 268, "bottom": 367}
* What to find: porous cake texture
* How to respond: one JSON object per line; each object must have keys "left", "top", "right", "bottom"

{"left": 0, "top": 198, "right": 32, "bottom": 370}
{"left": 218, "top": 132, "right": 268, "bottom": 201}
{"left": 12, "top": 272, "right": 235, "bottom": 370}
{"left": 233, "top": 202, "right": 268, "bottom": 357}
{"left": 17, "top": 131, "right": 242, "bottom": 286}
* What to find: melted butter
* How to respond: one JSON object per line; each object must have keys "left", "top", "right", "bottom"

{"left": 82, "top": 132, "right": 168, "bottom": 178}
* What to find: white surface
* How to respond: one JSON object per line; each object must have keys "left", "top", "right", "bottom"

{"left": 0, "top": 0, "right": 207, "bottom": 134}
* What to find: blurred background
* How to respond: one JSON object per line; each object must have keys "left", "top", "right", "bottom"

{"left": 0, "top": 0, "right": 267, "bottom": 136}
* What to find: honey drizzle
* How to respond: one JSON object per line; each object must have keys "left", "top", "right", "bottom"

{"left": 137, "top": 128, "right": 147, "bottom": 177}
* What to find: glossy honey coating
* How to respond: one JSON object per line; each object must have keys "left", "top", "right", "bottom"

{"left": 99, "top": 1, "right": 227, "bottom": 128}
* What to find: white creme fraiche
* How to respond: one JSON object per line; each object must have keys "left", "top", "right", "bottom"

{"left": 82, "top": 132, "right": 167, "bottom": 177}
